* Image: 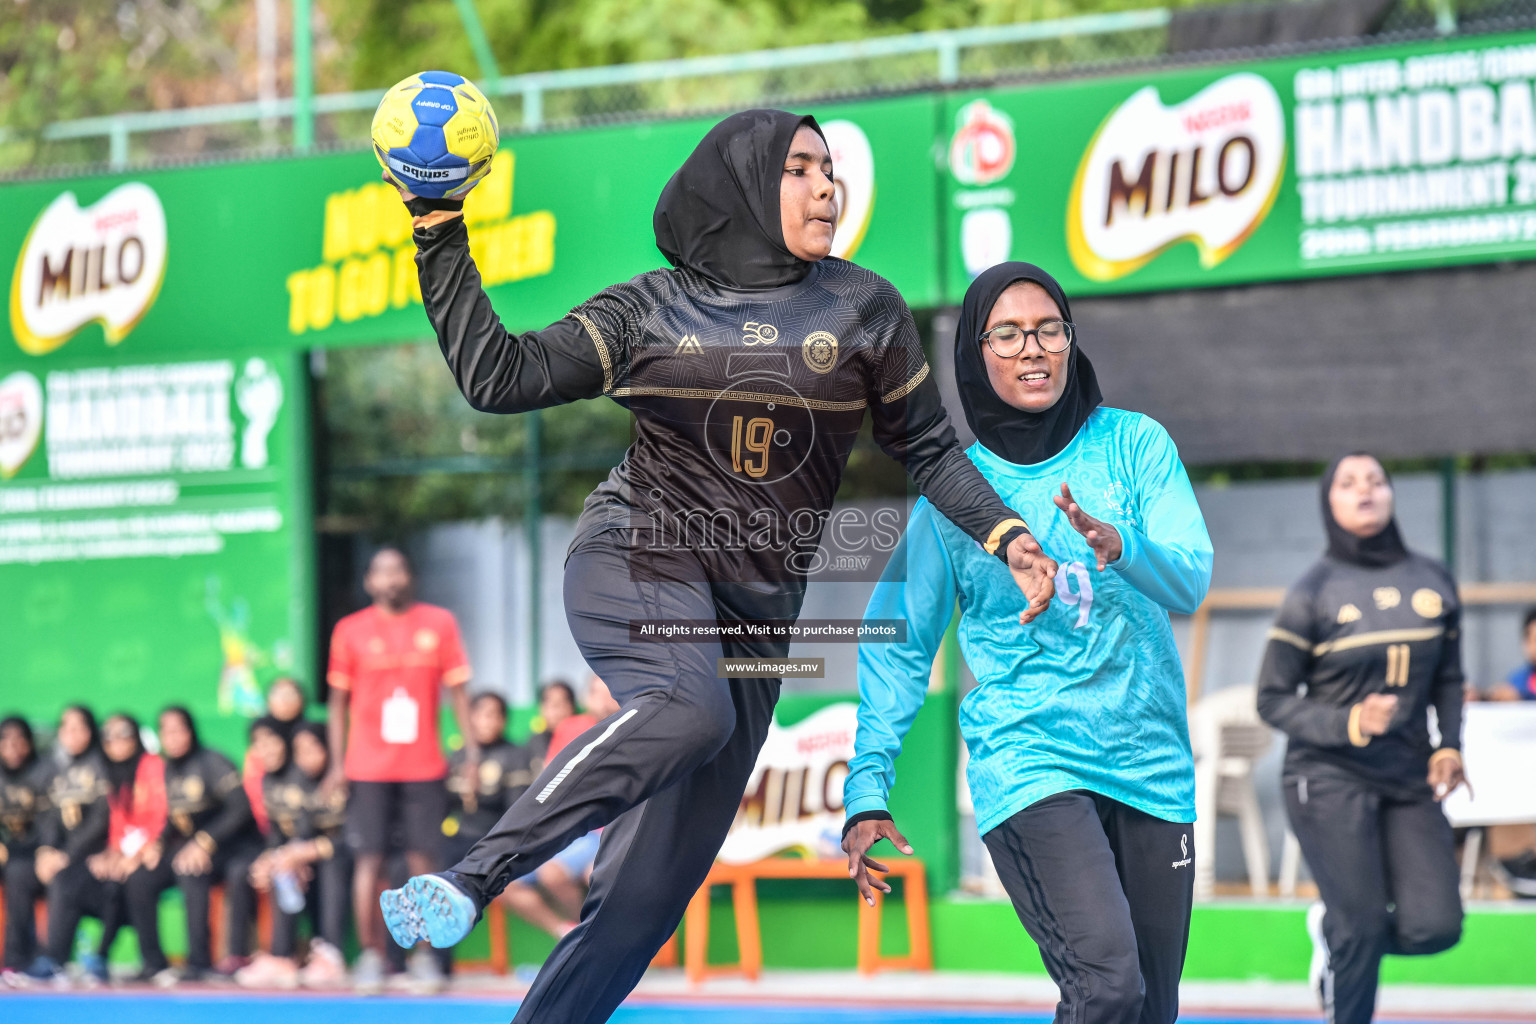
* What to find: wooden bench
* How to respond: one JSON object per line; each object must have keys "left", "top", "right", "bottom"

{"left": 459, "top": 900, "right": 680, "bottom": 975}
{"left": 682, "top": 856, "right": 931, "bottom": 983}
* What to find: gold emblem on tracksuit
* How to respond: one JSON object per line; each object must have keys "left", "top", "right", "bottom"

{"left": 1411, "top": 588, "right": 1443, "bottom": 618}
{"left": 1373, "top": 587, "right": 1401, "bottom": 610}
{"left": 802, "top": 331, "right": 838, "bottom": 373}
{"left": 1337, "top": 603, "right": 1362, "bottom": 624}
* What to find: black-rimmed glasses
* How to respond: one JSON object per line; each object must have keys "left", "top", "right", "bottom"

{"left": 980, "top": 319, "right": 1074, "bottom": 357}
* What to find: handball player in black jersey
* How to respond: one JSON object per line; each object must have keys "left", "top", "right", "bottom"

{"left": 381, "top": 109, "right": 1057, "bottom": 1024}
{"left": 1257, "top": 453, "right": 1466, "bottom": 1024}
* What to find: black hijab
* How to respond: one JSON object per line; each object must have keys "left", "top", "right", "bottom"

{"left": 159, "top": 705, "right": 201, "bottom": 766}
{"left": 249, "top": 715, "right": 290, "bottom": 775}
{"left": 954, "top": 262, "right": 1103, "bottom": 465}
{"left": 1321, "top": 452, "right": 1409, "bottom": 568}
{"left": 654, "top": 109, "right": 824, "bottom": 290}
{"left": 0, "top": 716, "right": 36, "bottom": 773}
{"left": 60, "top": 704, "right": 99, "bottom": 760}
{"left": 103, "top": 713, "right": 144, "bottom": 795}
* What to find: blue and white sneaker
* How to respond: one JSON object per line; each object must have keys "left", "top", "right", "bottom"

{"left": 381, "top": 873, "right": 480, "bottom": 949}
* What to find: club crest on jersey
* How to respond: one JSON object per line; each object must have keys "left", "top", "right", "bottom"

{"left": 675, "top": 333, "right": 702, "bottom": 354}
{"left": 1337, "top": 603, "right": 1362, "bottom": 624}
{"left": 742, "top": 321, "right": 778, "bottom": 346}
{"left": 1373, "top": 586, "right": 1401, "bottom": 611}
{"left": 1412, "top": 588, "right": 1443, "bottom": 619}
{"left": 802, "top": 331, "right": 838, "bottom": 373}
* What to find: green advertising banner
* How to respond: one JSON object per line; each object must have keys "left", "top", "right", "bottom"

{"left": 942, "top": 29, "right": 1536, "bottom": 298}
{"left": 1, "top": 94, "right": 940, "bottom": 367}
{"left": 0, "top": 348, "right": 313, "bottom": 754}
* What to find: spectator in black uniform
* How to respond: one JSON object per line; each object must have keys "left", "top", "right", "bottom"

{"left": 1257, "top": 453, "right": 1466, "bottom": 1024}
{"left": 1, "top": 716, "right": 48, "bottom": 976}
{"left": 124, "top": 706, "right": 260, "bottom": 985}
{"left": 382, "top": 108, "right": 1060, "bottom": 1024}
{"left": 27, "top": 706, "right": 109, "bottom": 981}
{"left": 236, "top": 720, "right": 351, "bottom": 989}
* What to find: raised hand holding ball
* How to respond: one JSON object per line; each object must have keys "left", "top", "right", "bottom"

{"left": 372, "top": 70, "right": 499, "bottom": 200}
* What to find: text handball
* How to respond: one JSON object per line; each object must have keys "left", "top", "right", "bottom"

{"left": 372, "top": 71, "right": 499, "bottom": 200}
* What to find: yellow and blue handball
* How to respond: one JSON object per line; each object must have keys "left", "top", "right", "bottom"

{"left": 372, "top": 70, "right": 499, "bottom": 199}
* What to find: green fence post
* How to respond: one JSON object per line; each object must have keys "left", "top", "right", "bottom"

{"left": 453, "top": 0, "right": 503, "bottom": 86}
{"left": 292, "top": 0, "right": 314, "bottom": 151}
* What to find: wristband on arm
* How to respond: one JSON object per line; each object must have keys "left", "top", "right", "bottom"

{"left": 841, "top": 809, "right": 894, "bottom": 841}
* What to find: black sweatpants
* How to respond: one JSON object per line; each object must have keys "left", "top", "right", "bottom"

{"left": 124, "top": 839, "right": 262, "bottom": 972}
{"left": 270, "top": 847, "right": 353, "bottom": 958}
{"left": 42, "top": 860, "right": 120, "bottom": 963}
{"left": 451, "top": 528, "right": 793, "bottom": 1024}
{"left": 3, "top": 852, "right": 41, "bottom": 968}
{"left": 983, "top": 791, "right": 1195, "bottom": 1024}
{"left": 1285, "top": 773, "right": 1462, "bottom": 1024}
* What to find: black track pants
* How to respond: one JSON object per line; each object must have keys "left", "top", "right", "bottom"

{"left": 124, "top": 840, "right": 262, "bottom": 972}
{"left": 983, "top": 791, "right": 1195, "bottom": 1024}
{"left": 43, "top": 860, "right": 117, "bottom": 963}
{"left": 271, "top": 849, "right": 352, "bottom": 958}
{"left": 3, "top": 853, "right": 41, "bottom": 968}
{"left": 450, "top": 528, "right": 792, "bottom": 1024}
{"left": 1285, "top": 774, "right": 1463, "bottom": 1024}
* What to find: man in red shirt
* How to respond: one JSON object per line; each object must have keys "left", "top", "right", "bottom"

{"left": 325, "top": 546, "right": 477, "bottom": 992}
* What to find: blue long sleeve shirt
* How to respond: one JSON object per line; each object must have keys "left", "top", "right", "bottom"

{"left": 845, "top": 408, "right": 1212, "bottom": 834}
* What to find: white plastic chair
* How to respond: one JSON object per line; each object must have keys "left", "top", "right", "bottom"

{"left": 1190, "top": 684, "right": 1275, "bottom": 900}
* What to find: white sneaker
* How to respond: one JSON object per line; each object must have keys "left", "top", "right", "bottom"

{"left": 405, "top": 947, "right": 445, "bottom": 995}
{"left": 298, "top": 940, "right": 348, "bottom": 989}
{"left": 352, "top": 948, "right": 386, "bottom": 996}
{"left": 1306, "top": 901, "right": 1330, "bottom": 1011}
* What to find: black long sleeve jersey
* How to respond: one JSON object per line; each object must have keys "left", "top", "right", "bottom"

{"left": 37, "top": 750, "right": 110, "bottom": 861}
{"left": 262, "top": 765, "right": 346, "bottom": 858}
{"left": 415, "top": 216, "right": 1025, "bottom": 588}
{"left": 1256, "top": 553, "right": 1465, "bottom": 800}
{"left": 1, "top": 761, "right": 51, "bottom": 857}
{"left": 163, "top": 748, "right": 256, "bottom": 853}
{"left": 446, "top": 740, "right": 534, "bottom": 840}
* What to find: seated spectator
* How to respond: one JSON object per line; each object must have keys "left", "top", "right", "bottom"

{"left": 243, "top": 678, "right": 310, "bottom": 835}
{"left": 1488, "top": 607, "right": 1536, "bottom": 702}
{"left": 58, "top": 714, "right": 167, "bottom": 982}
{"left": 526, "top": 680, "right": 576, "bottom": 775}
{"left": 237, "top": 721, "right": 350, "bottom": 989}
{"left": 1, "top": 716, "right": 49, "bottom": 979}
{"left": 124, "top": 706, "right": 262, "bottom": 985}
{"left": 27, "top": 706, "right": 110, "bottom": 983}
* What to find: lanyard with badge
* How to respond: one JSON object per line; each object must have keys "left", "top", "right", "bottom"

{"left": 382, "top": 686, "right": 420, "bottom": 744}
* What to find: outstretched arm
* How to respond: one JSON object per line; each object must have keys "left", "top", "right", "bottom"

{"left": 869, "top": 308, "right": 1055, "bottom": 622}
{"left": 403, "top": 191, "right": 616, "bottom": 413}
{"left": 843, "top": 506, "right": 956, "bottom": 902}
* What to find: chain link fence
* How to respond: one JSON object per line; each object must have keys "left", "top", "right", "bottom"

{"left": 6, "top": 0, "right": 1536, "bottom": 175}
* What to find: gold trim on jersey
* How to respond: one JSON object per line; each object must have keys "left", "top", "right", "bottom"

{"left": 572, "top": 312, "right": 615, "bottom": 394}
{"left": 881, "top": 363, "right": 930, "bottom": 404}
{"left": 608, "top": 385, "right": 867, "bottom": 412}
{"left": 1266, "top": 626, "right": 1311, "bottom": 651}
{"left": 1312, "top": 625, "right": 1444, "bottom": 657}
{"left": 984, "top": 518, "right": 1029, "bottom": 556}
{"left": 1347, "top": 704, "right": 1369, "bottom": 747}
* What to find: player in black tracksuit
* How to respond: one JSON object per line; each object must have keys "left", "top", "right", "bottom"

{"left": 1257, "top": 453, "right": 1465, "bottom": 1024}
{"left": 31, "top": 706, "right": 110, "bottom": 978}
{"left": 1, "top": 717, "right": 49, "bottom": 971}
{"left": 382, "top": 109, "right": 1060, "bottom": 1024}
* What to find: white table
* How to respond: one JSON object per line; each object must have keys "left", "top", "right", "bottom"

{"left": 1441, "top": 702, "right": 1536, "bottom": 896}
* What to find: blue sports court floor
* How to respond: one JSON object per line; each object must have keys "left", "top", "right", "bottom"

{"left": 2, "top": 993, "right": 1532, "bottom": 1024}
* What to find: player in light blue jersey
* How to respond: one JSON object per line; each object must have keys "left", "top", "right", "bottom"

{"left": 842, "top": 262, "right": 1213, "bottom": 1024}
